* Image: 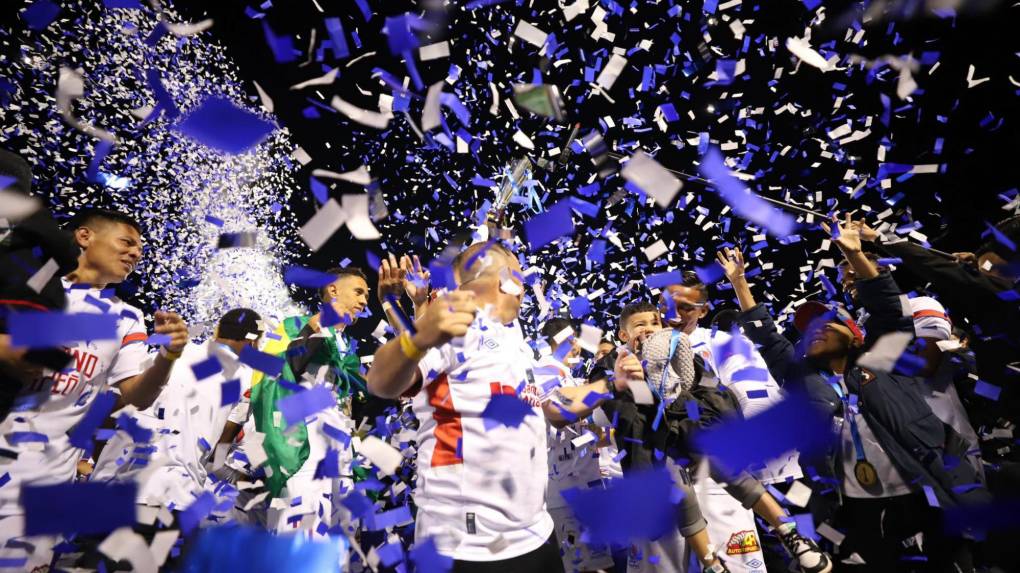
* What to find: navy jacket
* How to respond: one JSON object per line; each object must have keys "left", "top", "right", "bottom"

{"left": 737, "top": 272, "right": 989, "bottom": 507}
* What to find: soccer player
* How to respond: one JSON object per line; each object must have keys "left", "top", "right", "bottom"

{"left": 248, "top": 266, "right": 370, "bottom": 537}
{"left": 0, "top": 208, "right": 188, "bottom": 569}
{"left": 366, "top": 240, "right": 625, "bottom": 572}
{"left": 537, "top": 317, "right": 615, "bottom": 573}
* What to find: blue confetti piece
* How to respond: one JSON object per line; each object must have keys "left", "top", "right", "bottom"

{"left": 103, "top": 0, "right": 142, "bottom": 8}
{"left": 480, "top": 394, "right": 535, "bottom": 429}
{"left": 685, "top": 400, "right": 700, "bottom": 421}
{"left": 179, "top": 492, "right": 217, "bottom": 535}
{"left": 309, "top": 176, "right": 329, "bottom": 205}
{"left": 646, "top": 271, "right": 683, "bottom": 289}
{"left": 569, "top": 296, "right": 592, "bottom": 319}
{"left": 23, "top": 482, "right": 136, "bottom": 536}
{"left": 145, "top": 333, "right": 172, "bottom": 346}
{"left": 801, "top": 0, "right": 822, "bottom": 9}
{"left": 695, "top": 263, "right": 725, "bottom": 285}
{"left": 730, "top": 367, "right": 770, "bottom": 382}
{"left": 340, "top": 491, "right": 374, "bottom": 519}
{"left": 238, "top": 345, "right": 284, "bottom": 378}
{"left": 284, "top": 265, "right": 340, "bottom": 288}
{"left": 410, "top": 537, "right": 453, "bottom": 573}
{"left": 22, "top": 1, "right": 61, "bottom": 31}
{"left": 562, "top": 468, "right": 677, "bottom": 544}
{"left": 792, "top": 514, "right": 819, "bottom": 541}
{"left": 353, "top": 0, "right": 372, "bottom": 20}
{"left": 944, "top": 499, "right": 1020, "bottom": 535}
{"left": 323, "top": 18, "right": 350, "bottom": 60}
{"left": 322, "top": 423, "right": 352, "bottom": 449}
{"left": 220, "top": 378, "right": 241, "bottom": 406}
{"left": 364, "top": 505, "right": 413, "bottom": 531}
{"left": 7, "top": 431, "right": 47, "bottom": 444}
{"left": 277, "top": 385, "right": 337, "bottom": 427}
{"left": 973, "top": 380, "right": 1001, "bottom": 401}
{"left": 314, "top": 448, "right": 341, "bottom": 479}
{"left": 116, "top": 412, "right": 153, "bottom": 443}
{"left": 699, "top": 148, "right": 796, "bottom": 237}
{"left": 191, "top": 356, "right": 222, "bottom": 381}
{"left": 0, "top": 473, "right": 9, "bottom": 488}
{"left": 696, "top": 392, "right": 831, "bottom": 474}
{"left": 523, "top": 200, "right": 575, "bottom": 251}
{"left": 204, "top": 215, "right": 224, "bottom": 227}
{"left": 876, "top": 257, "right": 902, "bottom": 266}
{"left": 9, "top": 312, "right": 118, "bottom": 348}
{"left": 262, "top": 20, "right": 298, "bottom": 63}
{"left": 745, "top": 389, "right": 769, "bottom": 399}
{"left": 173, "top": 96, "right": 275, "bottom": 155}
{"left": 922, "top": 484, "right": 940, "bottom": 507}
{"left": 68, "top": 391, "right": 118, "bottom": 453}
{"left": 995, "top": 289, "right": 1019, "bottom": 302}
{"left": 376, "top": 542, "right": 404, "bottom": 567}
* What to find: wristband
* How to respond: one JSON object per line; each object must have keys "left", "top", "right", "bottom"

{"left": 398, "top": 332, "right": 425, "bottom": 361}
{"left": 160, "top": 346, "right": 182, "bottom": 361}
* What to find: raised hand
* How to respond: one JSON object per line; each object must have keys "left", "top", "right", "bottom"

{"left": 411, "top": 291, "right": 477, "bottom": 350}
{"left": 854, "top": 219, "right": 880, "bottom": 243}
{"left": 822, "top": 213, "right": 863, "bottom": 254}
{"left": 401, "top": 254, "right": 431, "bottom": 307}
{"left": 715, "top": 247, "right": 746, "bottom": 283}
{"left": 377, "top": 253, "right": 407, "bottom": 302}
{"left": 154, "top": 310, "right": 188, "bottom": 353}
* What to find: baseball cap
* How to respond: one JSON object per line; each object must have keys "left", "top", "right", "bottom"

{"left": 793, "top": 300, "right": 864, "bottom": 345}
{"left": 909, "top": 296, "right": 952, "bottom": 341}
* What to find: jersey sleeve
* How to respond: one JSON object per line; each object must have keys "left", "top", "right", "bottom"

{"left": 107, "top": 308, "right": 152, "bottom": 385}
{"left": 227, "top": 368, "right": 254, "bottom": 424}
{"left": 711, "top": 331, "right": 783, "bottom": 417}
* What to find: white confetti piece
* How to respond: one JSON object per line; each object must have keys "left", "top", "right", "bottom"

{"left": 621, "top": 151, "right": 683, "bottom": 208}
{"left": 358, "top": 435, "right": 402, "bottom": 475}
{"left": 513, "top": 20, "right": 548, "bottom": 48}
{"left": 0, "top": 190, "right": 40, "bottom": 220}
{"left": 595, "top": 54, "right": 627, "bottom": 90}
{"left": 26, "top": 258, "right": 59, "bottom": 294}
{"left": 330, "top": 95, "right": 393, "bottom": 129}
{"left": 312, "top": 165, "right": 371, "bottom": 185}
{"left": 422, "top": 81, "right": 444, "bottom": 132}
{"left": 512, "top": 129, "right": 536, "bottom": 150}
{"left": 289, "top": 67, "right": 338, "bottom": 90}
{"left": 784, "top": 481, "right": 813, "bottom": 508}
{"left": 856, "top": 331, "right": 913, "bottom": 373}
{"left": 419, "top": 41, "right": 450, "bottom": 61}
{"left": 643, "top": 239, "right": 668, "bottom": 261}
{"left": 785, "top": 37, "right": 835, "bottom": 72}
{"left": 99, "top": 528, "right": 157, "bottom": 573}
{"left": 342, "top": 194, "right": 381, "bottom": 240}
{"left": 299, "top": 198, "right": 346, "bottom": 251}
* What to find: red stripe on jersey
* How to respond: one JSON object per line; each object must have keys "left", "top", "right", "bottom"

{"left": 912, "top": 309, "right": 950, "bottom": 323}
{"left": 427, "top": 373, "right": 463, "bottom": 468}
{"left": 121, "top": 332, "right": 147, "bottom": 347}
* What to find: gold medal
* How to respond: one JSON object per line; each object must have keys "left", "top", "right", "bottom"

{"left": 854, "top": 460, "right": 878, "bottom": 486}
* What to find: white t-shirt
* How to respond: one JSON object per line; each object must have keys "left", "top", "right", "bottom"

{"left": 834, "top": 376, "right": 914, "bottom": 498}
{"left": 0, "top": 280, "right": 149, "bottom": 516}
{"left": 92, "top": 340, "right": 253, "bottom": 508}
{"left": 689, "top": 327, "right": 802, "bottom": 484}
{"left": 535, "top": 355, "right": 603, "bottom": 510}
{"left": 411, "top": 311, "right": 554, "bottom": 562}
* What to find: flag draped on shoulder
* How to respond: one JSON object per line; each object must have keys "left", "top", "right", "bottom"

{"left": 249, "top": 315, "right": 366, "bottom": 497}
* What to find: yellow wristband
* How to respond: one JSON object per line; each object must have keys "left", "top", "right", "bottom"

{"left": 398, "top": 332, "right": 425, "bottom": 361}
{"left": 160, "top": 347, "right": 182, "bottom": 361}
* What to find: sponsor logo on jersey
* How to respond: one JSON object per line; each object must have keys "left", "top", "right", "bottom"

{"left": 725, "top": 529, "right": 761, "bottom": 555}
{"left": 483, "top": 338, "right": 499, "bottom": 350}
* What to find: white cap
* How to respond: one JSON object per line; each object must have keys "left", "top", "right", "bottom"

{"left": 909, "top": 296, "right": 952, "bottom": 341}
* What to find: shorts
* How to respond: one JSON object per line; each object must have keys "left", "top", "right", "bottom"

{"left": 696, "top": 478, "right": 767, "bottom": 573}
{"left": 626, "top": 527, "right": 688, "bottom": 573}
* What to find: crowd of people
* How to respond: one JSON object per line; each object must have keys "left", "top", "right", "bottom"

{"left": 1, "top": 145, "right": 1019, "bottom": 573}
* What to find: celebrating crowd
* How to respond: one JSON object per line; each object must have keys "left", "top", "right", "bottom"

{"left": 2, "top": 146, "right": 1019, "bottom": 573}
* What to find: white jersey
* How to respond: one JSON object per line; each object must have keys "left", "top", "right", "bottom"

{"left": 411, "top": 311, "right": 553, "bottom": 562}
{"left": 689, "top": 326, "right": 802, "bottom": 484}
{"left": 92, "top": 340, "right": 253, "bottom": 508}
{"left": 0, "top": 279, "right": 149, "bottom": 516}
{"left": 535, "top": 355, "right": 603, "bottom": 510}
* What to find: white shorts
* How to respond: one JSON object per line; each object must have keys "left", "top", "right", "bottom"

{"left": 697, "top": 478, "right": 767, "bottom": 573}
{"left": 549, "top": 505, "right": 615, "bottom": 572}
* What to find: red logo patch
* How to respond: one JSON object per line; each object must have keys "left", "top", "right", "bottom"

{"left": 726, "top": 530, "right": 761, "bottom": 555}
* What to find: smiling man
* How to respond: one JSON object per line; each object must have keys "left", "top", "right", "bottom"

{"left": 0, "top": 207, "right": 188, "bottom": 569}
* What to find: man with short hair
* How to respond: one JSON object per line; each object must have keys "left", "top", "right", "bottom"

{"left": 367, "top": 240, "right": 625, "bottom": 571}
{"left": 0, "top": 207, "right": 189, "bottom": 569}
{"left": 248, "top": 266, "right": 370, "bottom": 536}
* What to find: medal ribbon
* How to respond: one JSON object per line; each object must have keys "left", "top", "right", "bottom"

{"left": 829, "top": 378, "right": 867, "bottom": 463}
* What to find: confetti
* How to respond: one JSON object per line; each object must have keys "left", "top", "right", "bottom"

{"left": 23, "top": 482, "right": 136, "bottom": 535}
{"left": 9, "top": 311, "right": 118, "bottom": 348}
{"left": 277, "top": 384, "right": 338, "bottom": 427}
{"left": 562, "top": 468, "right": 677, "bottom": 544}
{"left": 173, "top": 96, "right": 276, "bottom": 155}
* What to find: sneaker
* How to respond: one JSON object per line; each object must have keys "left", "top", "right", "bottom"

{"left": 777, "top": 524, "right": 833, "bottom": 573}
